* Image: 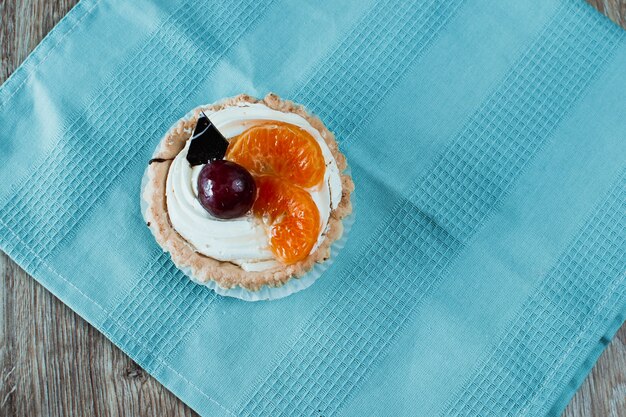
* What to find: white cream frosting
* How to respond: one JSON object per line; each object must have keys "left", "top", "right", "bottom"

{"left": 166, "top": 102, "right": 342, "bottom": 272}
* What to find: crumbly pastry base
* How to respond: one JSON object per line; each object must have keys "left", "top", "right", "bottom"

{"left": 143, "top": 93, "right": 354, "bottom": 291}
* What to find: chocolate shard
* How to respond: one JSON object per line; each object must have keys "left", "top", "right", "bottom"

{"left": 148, "top": 157, "right": 171, "bottom": 164}
{"left": 186, "top": 112, "right": 229, "bottom": 166}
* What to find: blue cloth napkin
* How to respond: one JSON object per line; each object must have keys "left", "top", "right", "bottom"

{"left": 1, "top": 0, "right": 624, "bottom": 415}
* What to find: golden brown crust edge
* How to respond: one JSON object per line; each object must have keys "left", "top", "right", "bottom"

{"left": 143, "top": 93, "right": 354, "bottom": 291}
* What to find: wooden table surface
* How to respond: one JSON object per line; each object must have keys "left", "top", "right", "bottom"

{"left": 1, "top": 1, "right": 625, "bottom": 416}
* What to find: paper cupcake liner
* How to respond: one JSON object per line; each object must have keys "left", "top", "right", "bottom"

{"left": 140, "top": 117, "right": 354, "bottom": 301}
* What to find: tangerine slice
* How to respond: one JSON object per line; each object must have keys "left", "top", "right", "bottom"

{"left": 253, "top": 176, "right": 321, "bottom": 264}
{"left": 225, "top": 122, "right": 326, "bottom": 188}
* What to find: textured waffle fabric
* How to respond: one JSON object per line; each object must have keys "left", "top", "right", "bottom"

{"left": 0, "top": 0, "right": 624, "bottom": 416}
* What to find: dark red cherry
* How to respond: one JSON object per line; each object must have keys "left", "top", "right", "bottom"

{"left": 197, "top": 160, "right": 256, "bottom": 219}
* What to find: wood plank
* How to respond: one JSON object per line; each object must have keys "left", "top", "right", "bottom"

{"left": 0, "top": 1, "right": 624, "bottom": 416}
{"left": 0, "top": 252, "right": 197, "bottom": 416}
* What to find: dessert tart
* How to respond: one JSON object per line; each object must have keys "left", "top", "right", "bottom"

{"left": 142, "top": 93, "right": 353, "bottom": 299}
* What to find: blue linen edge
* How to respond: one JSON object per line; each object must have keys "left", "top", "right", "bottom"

{"left": 547, "top": 308, "right": 626, "bottom": 417}
{"left": 0, "top": 0, "right": 97, "bottom": 107}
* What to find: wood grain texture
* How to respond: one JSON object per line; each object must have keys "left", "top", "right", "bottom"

{"left": 587, "top": 0, "right": 626, "bottom": 27}
{"left": 0, "top": 1, "right": 625, "bottom": 416}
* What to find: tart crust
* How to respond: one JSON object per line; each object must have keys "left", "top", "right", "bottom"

{"left": 143, "top": 93, "right": 354, "bottom": 291}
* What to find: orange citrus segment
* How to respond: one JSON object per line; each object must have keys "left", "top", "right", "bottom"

{"left": 253, "top": 176, "right": 321, "bottom": 264}
{"left": 225, "top": 122, "right": 326, "bottom": 188}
